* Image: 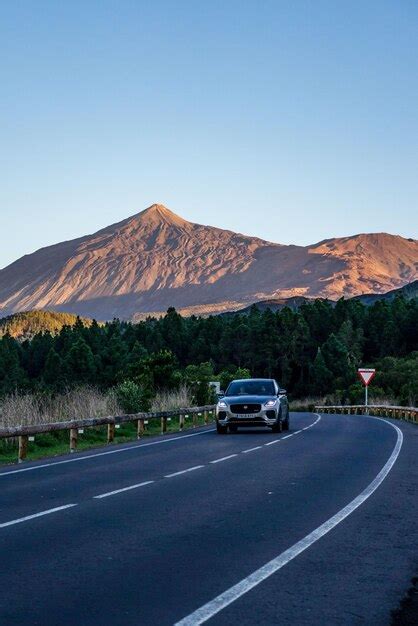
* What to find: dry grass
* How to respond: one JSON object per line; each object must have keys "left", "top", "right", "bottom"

{"left": 289, "top": 394, "right": 398, "bottom": 412}
{"left": 0, "top": 387, "right": 121, "bottom": 429}
{"left": 150, "top": 385, "right": 193, "bottom": 412}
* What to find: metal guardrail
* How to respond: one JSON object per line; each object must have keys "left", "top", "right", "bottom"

{"left": 0, "top": 404, "right": 216, "bottom": 463}
{"left": 315, "top": 405, "right": 418, "bottom": 424}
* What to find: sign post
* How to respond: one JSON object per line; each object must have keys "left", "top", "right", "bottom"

{"left": 357, "top": 368, "right": 376, "bottom": 411}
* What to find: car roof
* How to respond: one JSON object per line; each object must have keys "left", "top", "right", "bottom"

{"left": 230, "top": 378, "right": 276, "bottom": 383}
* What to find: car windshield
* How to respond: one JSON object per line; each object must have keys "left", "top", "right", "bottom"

{"left": 226, "top": 380, "right": 276, "bottom": 396}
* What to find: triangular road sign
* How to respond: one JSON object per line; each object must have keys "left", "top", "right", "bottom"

{"left": 358, "top": 368, "right": 376, "bottom": 386}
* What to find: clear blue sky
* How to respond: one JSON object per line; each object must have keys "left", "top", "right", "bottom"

{"left": 1, "top": 1, "right": 417, "bottom": 269}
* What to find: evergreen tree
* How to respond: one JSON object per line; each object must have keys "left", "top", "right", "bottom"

{"left": 311, "top": 349, "right": 333, "bottom": 395}
{"left": 64, "top": 337, "right": 96, "bottom": 384}
{"left": 43, "top": 348, "right": 64, "bottom": 389}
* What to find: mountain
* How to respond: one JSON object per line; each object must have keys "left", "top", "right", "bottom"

{"left": 0, "top": 204, "right": 417, "bottom": 320}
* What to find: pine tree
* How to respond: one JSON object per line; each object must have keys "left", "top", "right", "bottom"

{"left": 65, "top": 337, "right": 96, "bottom": 384}
{"left": 311, "top": 349, "right": 333, "bottom": 395}
{"left": 43, "top": 348, "right": 64, "bottom": 388}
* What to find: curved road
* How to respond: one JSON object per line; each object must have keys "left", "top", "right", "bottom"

{"left": 0, "top": 412, "right": 417, "bottom": 625}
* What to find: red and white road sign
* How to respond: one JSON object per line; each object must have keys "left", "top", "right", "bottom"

{"left": 358, "top": 368, "right": 376, "bottom": 386}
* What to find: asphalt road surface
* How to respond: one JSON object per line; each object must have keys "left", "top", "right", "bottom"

{"left": 0, "top": 412, "right": 417, "bottom": 626}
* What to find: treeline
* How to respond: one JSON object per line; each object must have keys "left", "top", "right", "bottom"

{"left": 0, "top": 297, "right": 417, "bottom": 406}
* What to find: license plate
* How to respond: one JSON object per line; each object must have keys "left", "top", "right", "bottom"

{"left": 235, "top": 414, "right": 256, "bottom": 419}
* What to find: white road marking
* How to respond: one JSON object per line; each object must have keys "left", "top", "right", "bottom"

{"left": 210, "top": 454, "right": 238, "bottom": 464}
{"left": 0, "top": 428, "right": 215, "bottom": 477}
{"left": 0, "top": 504, "right": 77, "bottom": 529}
{"left": 302, "top": 415, "right": 322, "bottom": 430}
{"left": 293, "top": 430, "right": 302, "bottom": 435}
{"left": 94, "top": 480, "right": 154, "bottom": 499}
{"left": 0, "top": 415, "right": 321, "bottom": 479}
{"left": 264, "top": 440, "right": 281, "bottom": 446}
{"left": 281, "top": 434, "right": 293, "bottom": 439}
{"left": 165, "top": 465, "right": 204, "bottom": 478}
{"left": 174, "top": 415, "right": 403, "bottom": 626}
{"left": 242, "top": 446, "right": 262, "bottom": 454}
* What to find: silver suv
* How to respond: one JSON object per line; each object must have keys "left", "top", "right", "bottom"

{"left": 216, "top": 378, "right": 289, "bottom": 434}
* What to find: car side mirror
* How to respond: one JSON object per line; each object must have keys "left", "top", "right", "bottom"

{"left": 278, "top": 389, "right": 287, "bottom": 396}
{"left": 218, "top": 391, "right": 225, "bottom": 399}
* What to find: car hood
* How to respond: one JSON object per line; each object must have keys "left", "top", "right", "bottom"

{"left": 222, "top": 395, "right": 276, "bottom": 404}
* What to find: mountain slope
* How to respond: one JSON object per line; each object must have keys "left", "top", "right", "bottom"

{"left": 0, "top": 204, "right": 417, "bottom": 319}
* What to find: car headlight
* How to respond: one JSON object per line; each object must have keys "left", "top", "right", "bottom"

{"left": 264, "top": 399, "right": 277, "bottom": 407}
{"left": 218, "top": 401, "right": 228, "bottom": 409}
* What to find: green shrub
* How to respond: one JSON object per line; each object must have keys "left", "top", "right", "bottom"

{"left": 115, "top": 381, "right": 148, "bottom": 413}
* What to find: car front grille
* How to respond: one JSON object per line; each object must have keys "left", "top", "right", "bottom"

{"left": 230, "top": 403, "right": 261, "bottom": 414}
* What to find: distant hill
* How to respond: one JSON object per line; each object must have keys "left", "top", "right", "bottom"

{"left": 355, "top": 279, "right": 418, "bottom": 305}
{"left": 227, "top": 296, "right": 320, "bottom": 315}
{"left": 225, "top": 280, "right": 418, "bottom": 315}
{"left": 0, "top": 311, "right": 94, "bottom": 339}
{"left": 0, "top": 204, "right": 417, "bottom": 320}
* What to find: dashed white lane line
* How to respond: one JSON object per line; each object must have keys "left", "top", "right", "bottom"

{"left": 210, "top": 454, "right": 238, "bottom": 464}
{"left": 174, "top": 416, "right": 403, "bottom": 626}
{"left": 165, "top": 465, "right": 205, "bottom": 478}
{"left": 94, "top": 480, "right": 154, "bottom": 499}
{"left": 242, "top": 446, "right": 262, "bottom": 454}
{"left": 0, "top": 504, "right": 77, "bottom": 528}
{"left": 0, "top": 428, "right": 216, "bottom": 478}
{"left": 0, "top": 414, "right": 323, "bottom": 527}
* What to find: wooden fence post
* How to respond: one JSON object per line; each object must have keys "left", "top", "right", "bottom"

{"left": 193, "top": 412, "right": 197, "bottom": 428}
{"left": 18, "top": 435, "right": 28, "bottom": 463}
{"left": 179, "top": 413, "right": 185, "bottom": 431}
{"left": 70, "top": 428, "right": 78, "bottom": 453}
{"left": 107, "top": 423, "right": 115, "bottom": 443}
{"left": 204, "top": 410, "right": 209, "bottom": 425}
{"left": 161, "top": 416, "right": 167, "bottom": 434}
{"left": 137, "top": 418, "right": 145, "bottom": 438}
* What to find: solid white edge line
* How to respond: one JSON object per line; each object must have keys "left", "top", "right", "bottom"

{"left": 0, "top": 503, "right": 77, "bottom": 528}
{"left": 174, "top": 414, "right": 403, "bottom": 626}
{"left": 281, "top": 434, "right": 293, "bottom": 439}
{"left": 293, "top": 430, "right": 302, "bottom": 435}
{"left": 242, "top": 446, "right": 262, "bottom": 454}
{"left": 165, "top": 465, "right": 205, "bottom": 478}
{"left": 0, "top": 428, "right": 215, "bottom": 477}
{"left": 264, "top": 440, "right": 281, "bottom": 446}
{"left": 210, "top": 454, "right": 238, "bottom": 464}
{"left": 94, "top": 480, "right": 154, "bottom": 499}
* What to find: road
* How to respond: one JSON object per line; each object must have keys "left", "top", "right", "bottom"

{"left": 0, "top": 412, "right": 417, "bottom": 625}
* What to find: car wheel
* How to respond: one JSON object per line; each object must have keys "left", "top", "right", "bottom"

{"left": 271, "top": 421, "right": 282, "bottom": 433}
{"left": 216, "top": 422, "right": 228, "bottom": 434}
{"left": 229, "top": 425, "right": 238, "bottom": 433}
{"left": 282, "top": 417, "right": 290, "bottom": 431}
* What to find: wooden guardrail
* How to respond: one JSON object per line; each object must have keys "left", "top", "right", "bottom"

{"left": 0, "top": 405, "right": 216, "bottom": 463}
{"left": 314, "top": 405, "right": 418, "bottom": 424}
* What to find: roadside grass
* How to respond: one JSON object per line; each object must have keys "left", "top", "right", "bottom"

{"left": 0, "top": 412, "right": 214, "bottom": 465}
{"left": 289, "top": 395, "right": 398, "bottom": 413}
